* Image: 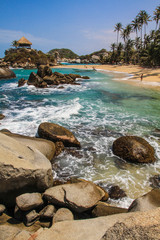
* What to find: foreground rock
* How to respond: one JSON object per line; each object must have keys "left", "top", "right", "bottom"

{"left": 2, "top": 131, "right": 56, "bottom": 161}
{"left": 52, "top": 208, "right": 74, "bottom": 224}
{"left": 0, "top": 133, "right": 53, "bottom": 206}
{"left": 92, "top": 202, "right": 127, "bottom": 217}
{"left": 16, "top": 193, "right": 43, "bottom": 211}
{"left": 38, "top": 122, "right": 81, "bottom": 148}
{"left": 128, "top": 189, "right": 160, "bottom": 212}
{"left": 112, "top": 136, "right": 156, "bottom": 163}
{"left": 28, "top": 72, "right": 47, "bottom": 88}
{"left": 18, "top": 78, "right": 27, "bottom": 87}
{"left": 34, "top": 208, "right": 160, "bottom": 240}
{"left": 43, "top": 182, "right": 105, "bottom": 213}
{"left": 0, "top": 67, "right": 16, "bottom": 79}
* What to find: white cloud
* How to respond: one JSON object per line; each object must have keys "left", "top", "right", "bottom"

{"left": 82, "top": 29, "right": 116, "bottom": 49}
{"left": 0, "top": 29, "right": 60, "bottom": 47}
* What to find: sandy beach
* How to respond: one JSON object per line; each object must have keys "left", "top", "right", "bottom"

{"left": 54, "top": 64, "right": 160, "bottom": 90}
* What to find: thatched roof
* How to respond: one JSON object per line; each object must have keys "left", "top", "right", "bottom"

{"left": 17, "top": 36, "right": 32, "bottom": 45}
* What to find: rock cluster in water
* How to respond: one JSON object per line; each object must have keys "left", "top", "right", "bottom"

{"left": 18, "top": 65, "right": 90, "bottom": 88}
{"left": 0, "top": 122, "right": 160, "bottom": 239}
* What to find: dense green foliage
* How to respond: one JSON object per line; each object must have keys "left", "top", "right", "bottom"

{"left": 48, "top": 48, "right": 79, "bottom": 59}
{"left": 110, "top": 5, "right": 160, "bottom": 67}
{"left": 4, "top": 48, "right": 55, "bottom": 65}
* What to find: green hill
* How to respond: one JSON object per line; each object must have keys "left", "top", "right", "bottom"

{"left": 48, "top": 48, "right": 79, "bottom": 59}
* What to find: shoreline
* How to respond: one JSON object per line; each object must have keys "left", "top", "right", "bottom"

{"left": 53, "top": 64, "right": 160, "bottom": 90}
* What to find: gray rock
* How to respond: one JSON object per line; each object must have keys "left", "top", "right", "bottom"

{"left": 0, "top": 204, "right": 6, "bottom": 215}
{"left": 128, "top": 189, "right": 160, "bottom": 212}
{"left": 0, "top": 132, "right": 53, "bottom": 206}
{"left": 38, "top": 122, "right": 81, "bottom": 148}
{"left": 92, "top": 202, "right": 127, "bottom": 217}
{"left": 39, "top": 205, "right": 56, "bottom": 219}
{"left": 43, "top": 182, "right": 105, "bottom": 213}
{"left": 0, "top": 67, "right": 16, "bottom": 79}
{"left": 24, "top": 210, "right": 39, "bottom": 226}
{"left": 52, "top": 208, "right": 74, "bottom": 224}
{"left": 112, "top": 136, "right": 156, "bottom": 163}
{"left": 16, "top": 193, "right": 43, "bottom": 211}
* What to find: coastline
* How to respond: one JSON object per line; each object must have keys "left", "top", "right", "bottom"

{"left": 54, "top": 64, "right": 160, "bottom": 90}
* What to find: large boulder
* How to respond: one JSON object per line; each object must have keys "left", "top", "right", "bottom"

{"left": 43, "top": 182, "right": 105, "bottom": 213}
{"left": 112, "top": 136, "right": 156, "bottom": 163}
{"left": 38, "top": 122, "right": 81, "bottom": 148}
{"left": 128, "top": 189, "right": 160, "bottom": 212}
{"left": 28, "top": 72, "right": 47, "bottom": 88}
{"left": 37, "top": 65, "right": 52, "bottom": 78}
{"left": 33, "top": 208, "right": 160, "bottom": 240}
{"left": 0, "top": 133, "right": 53, "bottom": 206}
{"left": 52, "top": 208, "right": 74, "bottom": 224}
{"left": 2, "top": 131, "right": 56, "bottom": 161}
{"left": 0, "top": 67, "right": 16, "bottom": 79}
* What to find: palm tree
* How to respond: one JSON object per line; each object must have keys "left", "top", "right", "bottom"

{"left": 153, "top": 5, "right": 160, "bottom": 30}
{"left": 11, "top": 40, "right": 18, "bottom": 48}
{"left": 137, "top": 10, "right": 151, "bottom": 42}
{"left": 114, "top": 23, "right": 123, "bottom": 45}
{"left": 125, "top": 24, "right": 132, "bottom": 40}
{"left": 110, "top": 43, "right": 116, "bottom": 53}
{"left": 132, "top": 17, "right": 140, "bottom": 38}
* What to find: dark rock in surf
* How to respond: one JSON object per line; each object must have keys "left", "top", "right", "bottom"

{"left": 149, "top": 175, "right": 160, "bottom": 189}
{"left": 112, "top": 136, "right": 156, "bottom": 164}
{"left": 37, "top": 65, "right": 52, "bottom": 78}
{"left": 28, "top": 72, "right": 47, "bottom": 88}
{"left": 0, "top": 114, "right": 5, "bottom": 120}
{"left": 38, "top": 122, "right": 81, "bottom": 148}
{"left": 108, "top": 185, "right": 127, "bottom": 199}
{"left": 18, "top": 78, "right": 27, "bottom": 87}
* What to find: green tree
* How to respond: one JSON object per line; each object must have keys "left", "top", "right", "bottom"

{"left": 114, "top": 23, "right": 123, "bottom": 45}
{"left": 11, "top": 40, "right": 18, "bottom": 48}
{"left": 153, "top": 5, "right": 160, "bottom": 30}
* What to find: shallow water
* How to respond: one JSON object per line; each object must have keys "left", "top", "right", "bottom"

{"left": 0, "top": 68, "right": 160, "bottom": 207}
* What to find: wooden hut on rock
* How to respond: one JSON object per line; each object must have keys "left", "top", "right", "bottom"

{"left": 17, "top": 36, "right": 32, "bottom": 49}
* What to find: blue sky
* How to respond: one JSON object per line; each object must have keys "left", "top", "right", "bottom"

{"left": 0, "top": 0, "right": 159, "bottom": 57}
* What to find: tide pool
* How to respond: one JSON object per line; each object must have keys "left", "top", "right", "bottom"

{"left": 0, "top": 68, "right": 160, "bottom": 207}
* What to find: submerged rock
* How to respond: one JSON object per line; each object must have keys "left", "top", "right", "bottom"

{"left": 112, "top": 136, "right": 156, "bottom": 163}
{"left": 149, "top": 175, "right": 160, "bottom": 189}
{"left": 43, "top": 181, "right": 105, "bottom": 213}
{"left": 108, "top": 185, "right": 127, "bottom": 199}
{"left": 38, "top": 122, "right": 81, "bottom": 148}
{"left": 128, "top": 189, "right": 160, "bottom": 212}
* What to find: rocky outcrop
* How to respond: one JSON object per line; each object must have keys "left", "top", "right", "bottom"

{"left": 128, "top": 189, "right": 160, "bottom": 212}
{"left": 38, "top": 122, "right": 81, "bottom": 148}
{"left": 43, "top": 182, "right": 105, "bottom": 213}
{"left": 112, "top": 136, "right": 156, "bottom": 163}
{"left": 37, "top": 65, "right": 52, "bottom": 78}
{"left": 0, "top": 67, "right": 16, "bottom": 79}
{"left": 28, "top": 72, "right": 47, "bottom": 88}
{"left": 0, "top": 132, "right": 53, "bottom": 206}
{"left": 2, "top": 131, "right": 56, "bottom": 161}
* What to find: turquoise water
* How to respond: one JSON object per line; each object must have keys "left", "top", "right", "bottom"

{"left": 0, "top": 68, "right": 160, "bottom": 207}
